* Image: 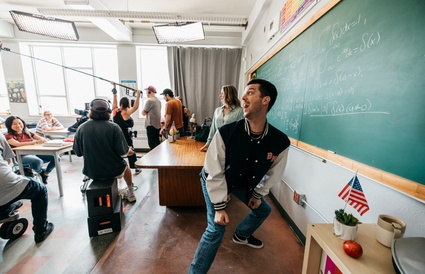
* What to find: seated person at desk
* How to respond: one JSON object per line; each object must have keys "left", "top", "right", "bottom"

{"left": 73, "top": 98, "right": 137, "bottom": 202}
{"left": 0, "top": 132, "right": 54, "bottom": 243}
{"left": 35, "top": 110, "right": 64, "bottom": 135}
{"left": 4, "top": 116, "right": 55, "bottom": 184}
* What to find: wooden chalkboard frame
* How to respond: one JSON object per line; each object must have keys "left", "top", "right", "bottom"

{"left": 248, "top": 0, "right": 425, "bottom": 202}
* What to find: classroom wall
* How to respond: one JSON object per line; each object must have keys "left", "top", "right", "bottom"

{"left": 1, "top": 26, "right": 243, "bottom": 149}
{"left": 242, "top": 0, "right": 425, "bottom": 238}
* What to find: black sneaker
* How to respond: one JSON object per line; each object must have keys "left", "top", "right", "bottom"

{"left": 35, "top": 222, "right": 54, "bottom": 243}
{"left": 40, "top": 170, "right": 48, "bottom": 184}
{"left": 232, "top": 232, "right": 263, "bottom": 249}
{"left": 134, "top": 169, "right": 141, "bottom": 175}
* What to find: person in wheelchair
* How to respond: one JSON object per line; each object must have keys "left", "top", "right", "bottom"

{"left": 0, "top": 132, "right": 54, "bottom": 243}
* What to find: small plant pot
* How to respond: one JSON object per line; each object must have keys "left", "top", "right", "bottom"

{"left": 333, "top": 218, "right": 358, "bottom": 240}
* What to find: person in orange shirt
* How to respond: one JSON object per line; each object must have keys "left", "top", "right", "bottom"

{"left": 160, "top": 89, "right": 184, "bottom": 137}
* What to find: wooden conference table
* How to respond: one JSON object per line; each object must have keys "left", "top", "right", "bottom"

{"left": 135, "top": 138, "right": 206, "bottom": 206}
{"left": 13, "top": 143, "right": 74, "bottom": 197}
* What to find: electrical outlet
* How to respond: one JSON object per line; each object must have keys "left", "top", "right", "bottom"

{"left": 293, "top": 191, "right": 306, "bottom": 207}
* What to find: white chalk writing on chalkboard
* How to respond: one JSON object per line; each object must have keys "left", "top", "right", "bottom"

{"left": 257, "top": 0, "right": 425, "bottom": 185}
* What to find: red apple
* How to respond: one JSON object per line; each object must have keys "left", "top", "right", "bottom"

{"left": 343, "top": 240, "right": 363, "bottom": 259}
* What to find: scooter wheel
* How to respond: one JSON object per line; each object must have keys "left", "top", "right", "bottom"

{"left": 6, "top": 218, "right": 28, "bottom": 240}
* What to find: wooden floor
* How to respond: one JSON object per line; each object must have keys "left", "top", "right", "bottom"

{"left": 0, "top": 155, "right": 304, "bottom": 273}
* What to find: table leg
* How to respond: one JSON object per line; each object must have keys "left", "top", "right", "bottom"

{"left": 54, "top": 152, "right": 64, "bottom": 197}
{"left": 16, "top": 152, "right": 24, "bottom": 176}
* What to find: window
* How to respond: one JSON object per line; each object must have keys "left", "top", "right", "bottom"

{"left": 21, "top": 43, "right": 118, "bottom": 115}
{"left": 136, "top": 46, "right": 170, "bottom": 118}
{"left": 0, "top": 54, "right": 10, "bottom": 114}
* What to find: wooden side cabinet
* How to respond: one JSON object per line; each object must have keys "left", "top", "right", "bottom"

{"left": 302, "top": 223, "right": 396, "bottom": 274}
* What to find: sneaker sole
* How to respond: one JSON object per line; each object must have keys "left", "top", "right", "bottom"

{"left": 232, "top": 237, "right": 263, "bottom": 249}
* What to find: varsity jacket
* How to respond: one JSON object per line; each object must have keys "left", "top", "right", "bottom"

{"left": 202, "top": 118, "right": 290, "bottom": 211}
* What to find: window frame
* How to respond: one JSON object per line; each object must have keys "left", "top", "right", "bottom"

{"left": 20, "top": 42, "right": 119, "bottom": 116}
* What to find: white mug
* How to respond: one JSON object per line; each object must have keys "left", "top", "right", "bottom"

{"left": 376, "top": 214, "right": 406, "bottom": 248}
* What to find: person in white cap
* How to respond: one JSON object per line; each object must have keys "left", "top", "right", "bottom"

{"left": 142, "top": 86, "right": 162, "bottom": 150}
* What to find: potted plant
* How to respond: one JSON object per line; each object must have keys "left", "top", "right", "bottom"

{"left": 335, "top": 209, "right": 361, "bottom": 226}
{"left": 333, "top": 209, "right": 361, "bottom": 240}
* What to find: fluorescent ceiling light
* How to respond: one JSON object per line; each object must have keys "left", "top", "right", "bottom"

{"left": 64, "top": 0, "right": 89, "bottom": 5}
{"left": 153, "top": 22, "right": 205, "bottom": 44}
{"left": 9, "top": 10, "right": 79, "bottom": 41}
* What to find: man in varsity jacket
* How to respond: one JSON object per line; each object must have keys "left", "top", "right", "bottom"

{"left": 189, "top": 78, "right": 291, "bottom": 273}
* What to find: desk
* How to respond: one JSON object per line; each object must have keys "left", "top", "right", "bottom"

{"left": 13, "top": 144, "right": 74, "bottom": 197}
{"left": 302, "top": 223, "right": 395, "bottom": 274}
{"left": 135, "top": 138, "right": 206, "bottom": 206}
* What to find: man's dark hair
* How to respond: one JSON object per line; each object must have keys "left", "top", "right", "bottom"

{"left": 89, "top": 111, "right": 110, "bottom": 120}
{"left": 247, "top": 78, "right": 278, "bottom": 112}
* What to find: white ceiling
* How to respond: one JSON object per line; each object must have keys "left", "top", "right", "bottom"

{"left": 0, "top": 0, "right": 265, "bottom": 43}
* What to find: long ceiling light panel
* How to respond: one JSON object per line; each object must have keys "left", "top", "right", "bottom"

{"left": 9, "top": 10, "right": 79, "bottom": 41}
{"left": 153, "top": 22, "right": 205, "bottom": 44}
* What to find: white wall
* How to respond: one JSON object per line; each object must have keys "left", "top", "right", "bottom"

{"left": 242, "top": 0, "right": 425, "bottom": 238}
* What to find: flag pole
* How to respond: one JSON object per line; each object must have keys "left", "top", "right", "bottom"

{"left": 343, "top": 169, "right": 358, "bottom": 212}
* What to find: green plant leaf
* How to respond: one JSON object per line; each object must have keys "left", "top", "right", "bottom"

{"left": 334, "top": 208, "right": 361, "bottom": 226}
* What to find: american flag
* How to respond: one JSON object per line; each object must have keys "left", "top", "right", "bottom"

{"left": 338, "top": 176, "right": 370, "bottom": 216}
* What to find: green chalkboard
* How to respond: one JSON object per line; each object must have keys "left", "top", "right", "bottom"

{"left": 256, "top": 0, "right": 425, "bottom": 184}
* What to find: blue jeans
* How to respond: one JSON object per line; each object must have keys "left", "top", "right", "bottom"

{"left": 0, "top": 178, "right": 48, "bottom": 235}
{"left": 189, "top": 177, "right": 272, "bottom": 274}
{"left": 22, "top": 154, "right": 56, "bottom": 173}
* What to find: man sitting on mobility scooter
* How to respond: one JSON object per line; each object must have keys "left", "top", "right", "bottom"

{"left": 0, "top": 132, "right": 54, "bottom": 243}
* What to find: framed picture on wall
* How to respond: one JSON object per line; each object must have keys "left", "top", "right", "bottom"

{"left": 7, "top": 80, "right": 26, "bottom": 103}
